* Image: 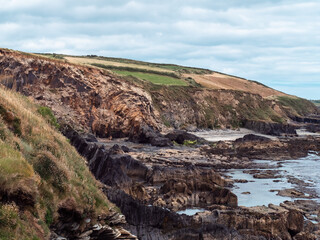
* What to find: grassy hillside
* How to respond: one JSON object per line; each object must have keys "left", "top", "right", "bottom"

{"left": 36, "top": 53, "right": 287, "bottom": 98}
{"left": 6, "top": 49, "right": 317, "bottom": 130}
{"left": 311, "top": 100, "right": 320, "bottom": 107}
{"left": 113, "top": 70, "right": 188, "bottom": 86}
{"left": 0, "top": 86, "right": 111, "bottom": 239}
{"left": 276, "top": 96, "right": 319, "bottom": 116}
{"left": 39, "top": 53, "right": 212, "bottom": 75}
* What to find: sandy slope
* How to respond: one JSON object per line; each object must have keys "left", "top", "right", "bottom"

{"left": 185, "top": 72, "right": 287, "bottom": 98}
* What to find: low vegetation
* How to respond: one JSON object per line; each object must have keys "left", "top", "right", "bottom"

{"left": 0, "top": 87, "right": 110, "bottom": 239}
{"left": 311, "top": 100, "right": 320, "bottom": 107}
{"left": 277, "top": 96, "right": 319, "bottom": 116}
{"left": 113, "top": 70, "right": 188, "bottom": 86}
{"left": 37, "top": 106, "right": 60, "bottom": 129}
{"left": 91, "top": 63, "right": 179, "bottom": 78}
{"left": 6, "top": 49, "right": 318, "bottom": 131}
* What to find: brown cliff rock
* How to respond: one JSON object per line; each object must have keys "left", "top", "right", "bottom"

{"left": 0, "top": 49, "right": 159, "bottom": 139}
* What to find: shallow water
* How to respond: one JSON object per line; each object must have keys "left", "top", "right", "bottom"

{"left": 176, "top": 208, "right": 206, "bottom": 216}
{"left": 191, "top": 128, "right": 277, "bottom": 142}
{"left": 279, "top": 154, "right": 320, "bottom": 196}
{"left": 227, "top": 154, "right": 320, "bottom": 207}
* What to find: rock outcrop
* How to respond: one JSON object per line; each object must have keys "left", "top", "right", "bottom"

{"left": 63, "top": 126, "right": 236, "bottom": 211}
{"left": 64, "top": 127, "right": 320, "bottom": 239}
{"left": 244, "top": 120, "right": 297, "bottom": 136}
{"left": 106, "top": 189, "right": 312, "bottom": 240}
{"left": 165, "top": 130, "right": 204, "bottom": 144}
{"left": 2, "top": 49, "right": 318, "bottom": 139}
{"left": 205, "top": 134, "right": 320, "bottom": 160}
{"left": 0, "top": 49, "right": 159, "bottom": 140}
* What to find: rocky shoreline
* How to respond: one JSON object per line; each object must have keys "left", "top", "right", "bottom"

{"left": 63, "top": 125, "right": 320, "bottom": 240}
{"left": 2, "top": 49, "right": 320, "bottom": 239}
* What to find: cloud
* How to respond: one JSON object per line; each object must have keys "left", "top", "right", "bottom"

{"left": 0, "top": 0, "right": 319, "bottom": 98}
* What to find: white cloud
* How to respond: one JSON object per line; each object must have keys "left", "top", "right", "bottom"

{"left": 0, "top": 0, "right": 319, "bottom": 98}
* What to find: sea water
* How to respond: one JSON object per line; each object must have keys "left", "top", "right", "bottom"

{"left": 227, "top": 154, "right": 320, "bottom": 207}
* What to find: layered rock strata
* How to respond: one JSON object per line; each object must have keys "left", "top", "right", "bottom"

{"left": 0, "top": 49, "right": 159, "bottom": 139}
{"left": 64, "top": 127, "right": 320, "bottom": 239}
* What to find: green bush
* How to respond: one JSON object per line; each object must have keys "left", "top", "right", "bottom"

{"left": 33, "top": 151, "right": 68, "bottom": 193}
{"left": 45, "top": 207, "right": 53, "bottom": 226}
{"left": 183, "top": 140, "right": 197, "bottom": 146}
{"left": 37, "top": 106, "right": 60, "bottom": 129}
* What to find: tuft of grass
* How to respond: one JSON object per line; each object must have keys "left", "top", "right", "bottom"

{"left": 37, "top": 106, "right": 60, "bottom": 129}
{"left": 183, "top": 140, "right": 197, "bottom": 146}
{"left": 0, "top": 204, "right": 19, "bottom": 229}
{"left": 44, "top": 207, "right": 53, "bottom": 227}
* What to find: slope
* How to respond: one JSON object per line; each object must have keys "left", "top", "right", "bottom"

{"left": 0, "top": 86, "right": 125, "bottom": 239}
{"left": 1, "top": 48, "right": 318, "bottom": 137}
{"left": 39, "top": 53, "right": 287, "bottom": 97}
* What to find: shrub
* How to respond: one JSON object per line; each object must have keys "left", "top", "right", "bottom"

{"left": 183, "top": 140, "right": 197, "bottom": 146}
{"left": 33, "top": 151, "right": 68, "bottom": 193}
{"left": 0, "top": 203, "right": 19, "bottom": 229}
{"left": 37, "top": 106, "right": 60, "bottom": 129}
{"left": 45, "top": 207, "right": 53, "bottom": 226}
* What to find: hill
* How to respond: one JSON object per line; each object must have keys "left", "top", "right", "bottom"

{"left": 0, "top": 48, "right": 318, "bottom": 139}
{"left": 0, "top": 86, "right": 132, "bottom": 239}
{"left": 38, "top": 53, "right": 287, "bottom": 97}
{"left": 311, "top": 100, "right": 320, "bottom": 108}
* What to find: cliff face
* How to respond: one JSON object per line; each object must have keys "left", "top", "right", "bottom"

{"left": 1, "top": 49, "right": 318, "bottom": 137}
{"left": 0, "top": 86, "right": 136, "bottom": 239}
{"left": 146, "top": 84, "right": 319, "bottom": 130}
{"left": 0, "top": 49, "right": 159, "bottom": 138}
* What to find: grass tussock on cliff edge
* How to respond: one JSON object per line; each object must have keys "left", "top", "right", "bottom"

{"left": 0, "top": 87, "right": 110, "bottom": 239}
{"left": 277, "top": 96, "right": 319, "bottom": 116}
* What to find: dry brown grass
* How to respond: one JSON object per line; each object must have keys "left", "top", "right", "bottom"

{"left": 64, "top": 56, "right": 174, "bottom": 73}
{"left": 0, "top": 86, "right": 111, "bottom": 239}
{"left": 185, "top": 73, "right": 287, "bottom": 98}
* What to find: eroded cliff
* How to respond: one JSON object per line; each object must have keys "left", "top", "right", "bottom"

{"left": 0, "top": 49, "right": 159, "bottom": 139}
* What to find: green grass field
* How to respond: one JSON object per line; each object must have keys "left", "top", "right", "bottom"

{"left": 113, "top": 70, "right": 188, "bottom": 86}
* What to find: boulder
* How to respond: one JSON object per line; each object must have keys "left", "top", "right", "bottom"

{"left": 244, "top": 120, "right": 297, "bottom": 136}
{"left": 165, "top": 130, "right": 202, "bottom": 144}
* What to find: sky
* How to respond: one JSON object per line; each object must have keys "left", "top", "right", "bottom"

{"left": 0, "top": 0, "right": 319, "bottom": 99}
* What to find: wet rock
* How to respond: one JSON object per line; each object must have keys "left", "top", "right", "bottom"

{"left": 293, "top": 232, "right": 318, "bottom": 240}
{"left": 306, "top": 124, "right": 320, "bottom": 133}
{"left": 203, "top": 135, "right": 320, "bottom": 161}
{"left": 165, "top": 130, "right": 203, "bottom": 144}
{"left": 243, "top": 169, "right": 281, "bottom": 179}
{"left": 63, "top": 127, "right": 148, "bottom": 189}
{"left": 129, "top": 125, "right": 172, "bottom": 147}
{"left": 244, "top": 120, "right": 297, "bottom": 136}
{"left": 293, "top": 116, "right": 320, "bottom": 124}
{"left": 277, "top": 189, "right": 308, "bottom": 198}
{"left": 287, "top": 209, "right": 304, "bottom": 236}
{"left": 150, "top": 136, "right": 172, "bottom": 147}
{"left": 121, "top": 145, "right": 131, "bottom": 153}
{"left": 63, "top": 127, "right": 320, "bottom": 239}
{"left": 234, "top": 179, "right": 248, "bottom": 183}
{"left": 235, "top": 134, "right": 271, "bottom": 143}
{"left": 84, "top": 133, "right": 98, "bottom": 143}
